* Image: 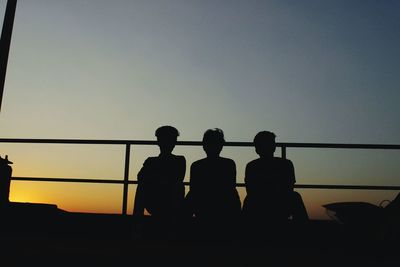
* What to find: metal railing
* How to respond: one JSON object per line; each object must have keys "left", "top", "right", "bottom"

{"left": 1, "top": 138, "right": 400, "bottom": 215}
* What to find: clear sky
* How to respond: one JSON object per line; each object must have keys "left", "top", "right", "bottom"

{"left": 1, "top": 0, "right": 399, "bottom": 219}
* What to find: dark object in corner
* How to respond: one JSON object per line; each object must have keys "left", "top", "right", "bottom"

{"left": 4, "top": 201, "right": 63, "bottom": 214}
{"left": 323, "top": 201, "right": 383, "bottom": 225}
{"left": 323, "top": 193, "right": 400, "bottom": 242}
{"left": 0, "top": 155, "right": 12, "bottom": 205}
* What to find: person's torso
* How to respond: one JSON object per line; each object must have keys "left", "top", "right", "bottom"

{"left": 190, "top": 157, "right": 239, "bottom": 215}
{"left": 140, "top": 155, "right": 185, "bottom": 186}
{"left": 246, "top": 157, "right": 294, "bottom": 198}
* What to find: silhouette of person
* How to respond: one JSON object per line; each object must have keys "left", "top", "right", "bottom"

{"left": 133, "top": 126, "right": 186, "bottom": 239}
{"left": 242, "top": 131, "right": 308, "bottom": 238}
{"left": 0, "top": 155, "right": 12, "bottom": 207}
{"left": 185, "top": 128, "right": 241, "bottom": 239}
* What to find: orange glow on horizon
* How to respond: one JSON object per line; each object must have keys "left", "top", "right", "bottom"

{"left": 9, "top": 180, "right": 340, "bottom": 219}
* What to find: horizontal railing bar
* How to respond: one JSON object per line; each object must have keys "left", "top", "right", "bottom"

{"left": 1, "top": 138, "right": 400, "bottom": 149}
{"left": 0, "top": 138, "right": 155, "bottom": 145}
{"left": 11, "top": 177, "right": 400, "bottom": 190}
{"left": 11, "top": 177, "right": 135, "bottom": 184}
{"left": 236, "top": 183, "right": 400, "bottom": 190}
{"left": 278, "top": 143, "right": 400, "bottom": 150}
{"left": 293, "top": 184, "right": 400, "bottom": 190}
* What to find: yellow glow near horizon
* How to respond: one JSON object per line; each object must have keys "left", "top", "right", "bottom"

{"left": 10, "top": 178, "right": 399, "bottom": 220}
{"left": 10, "top": 181, "right": 125, "bottom": 214}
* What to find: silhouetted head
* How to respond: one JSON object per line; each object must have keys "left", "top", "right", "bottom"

{"left": 254, "top": 131, "right": 276, "bottom": 157}
{"left": 155, "top": 125, "right": 179, "bottom": 155}
{"left": 202, "top": 128, "right": 225, "bottom": 158}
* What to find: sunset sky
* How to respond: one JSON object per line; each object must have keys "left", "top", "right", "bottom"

{"left": 0, "top": 0, "right": 399, "bottom": 219}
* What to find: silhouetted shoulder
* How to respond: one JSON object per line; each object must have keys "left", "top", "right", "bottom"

{"left": 246, "top": 157, "right": 293, "bottom": 169}
{"left": 191, "top": 157, "right": 206, "bottom": 168}
{"left": 174, "top": 154, "right": 186, "bottom": 162}
{"left": 219, "top": 156, "right": 236, "bottom": 165}
{"left": 142, "top": 156, "right": 158, "bottom": 166}
{"left": 273, "top": 157, "right": 294, "bottom": 167}
{"left": 138, "top": 154, "right": 186, "bottom": 183}
{"left": 219, "top": 157, "right": 236, "bottom": 171}
{"left": 245, "top": 157, "right": 295, "bottom": 185}
{"left": 275, "top": 158, "right": 295, "bottom": 177}
{"left": 191, "top": 157, "right": 234, "bottom": 168}
{"left": 143, "top": 154, "right": 185, "bottom": 165}
{"left": 246, "top": 158, "right": 260, "bottom": 168}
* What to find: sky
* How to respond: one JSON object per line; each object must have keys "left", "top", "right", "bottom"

{"left": 0, "top": 0, "right": 399, "bottom": 219}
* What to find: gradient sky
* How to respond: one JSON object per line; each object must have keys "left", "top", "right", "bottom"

{"left": 0, "top": 0, "right": 399, "bottom": 219}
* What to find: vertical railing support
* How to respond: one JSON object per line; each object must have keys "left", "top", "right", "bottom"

{"left": 0, "top": 0, "right": 18, "bottom": 112}
{"left": 122, "top": 144, "right": 130, "bottom": 215}
{"left": 281, "top": 146, "right": 287, "bottom": 159}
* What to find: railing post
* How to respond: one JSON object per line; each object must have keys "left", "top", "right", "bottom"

{"left": 122, "top": 144, "right": 130, "bottom": 215}
{"left": 0, "top": 0, "right": 18, "bottom": 112}
{"left": 281, "top": 146, "right": 286, "bottom": 159}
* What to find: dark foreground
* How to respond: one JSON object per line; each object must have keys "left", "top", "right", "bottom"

{"left": 0, "top": 202, "right": 399, "bottom": 266}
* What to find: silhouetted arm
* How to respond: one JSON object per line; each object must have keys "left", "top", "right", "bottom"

{"left": 189, "top": 163, "right": 197, "bottom": 194}
{"left": 178, "top": 156, "right": 186, "bottom": 182}
{"left": 244, "top": 163, "right": 256, "bottom": 196}
{"left": 187, "top": 162, "right": 200, "bottom": 216}
{"left": 133, "top": 159, "right": 149, "bottom": 216}
{"left": 230, "top": 159, "right": 237, "bottom": 189}
{"left": 133, "top": 183, "right": 145, "bottom": 216}
{"left": 287, "top": 160, "right": 296, "bottom": 191}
